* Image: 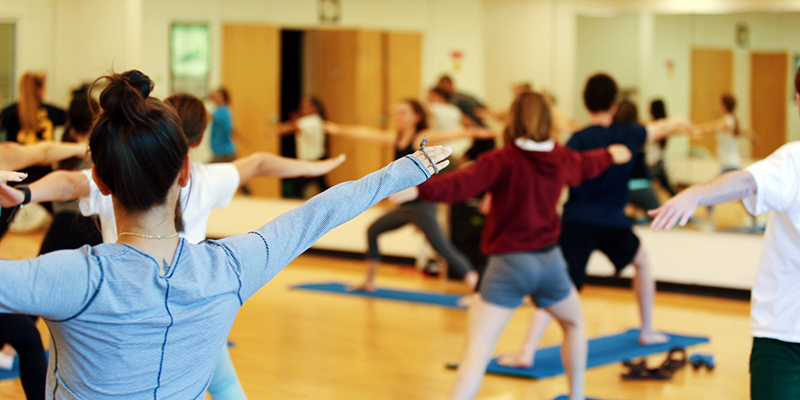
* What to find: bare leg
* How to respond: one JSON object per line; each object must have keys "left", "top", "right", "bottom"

{"left": 463, "top": 270, "right": 479, "bottom": 291}
{"left": 349, "top": 259, "right": 379, "bottom": 292}
{"left": 632, "top": 246, "right": 668, "bottom": 344}
{"left": 497, "top": 308, "right": 553, "bottom": 368}
{"left": 449, "top": 297, "right": 515, "bottom": 400}
{"left": 545, "top": 289, "right": 586, "bottom": 400}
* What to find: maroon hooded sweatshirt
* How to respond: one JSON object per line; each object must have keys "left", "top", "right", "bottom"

{"left": 417, "top": 142, "right": 613, "bottom": 255}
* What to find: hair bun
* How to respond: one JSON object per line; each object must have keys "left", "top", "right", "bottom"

{"left": 98, "top": 70, "right": 154, "bottom": 125}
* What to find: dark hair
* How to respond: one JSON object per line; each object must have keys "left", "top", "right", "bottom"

{"left": 59, "top": 86, "right": 97, "bottom": 170}
{"left": 307, "top": 96, "right": 327, "bottom": 120}
{"left": 216, "top": 88, "right": 230, "bottom": 105}
{"left": 795, "top": 66, "right": 800, "bottom": 94}
{"left": 721, "top": 94, "right": 736, "bottom": 113}
{"left": 403, "top": 99, "right": 428, "bottom": 133}
{"left": 614, "top": 100, "right": 639, "bottom": 124}
{"left": 650, "top": 99, "right": 667, "bottom": 120}
{"left": 583, "top": 73, "right": 618, "bottom": 113}
{"left": 721, "top": 94, "right": 740, "bottom": 136}
{"left": 165, "top": 93, "right": 208, "bottom": 147}
{"left": 89, "top": 70, "right": 188, "bottom": 214}
{"left": 437, "top": 75, "right": 453, "bottom": 86}
{"left": 503, "top": 91, "right": 552, "bottom": 144}
{"left": 430, "top": 87, "right": 451, "bottom": 102}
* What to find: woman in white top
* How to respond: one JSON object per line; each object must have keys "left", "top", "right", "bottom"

{"left": 271, "top": 96, "right": 329, "bottom": 198}
{"left": 694, "top": 94, "right": 756, "bottom": 174}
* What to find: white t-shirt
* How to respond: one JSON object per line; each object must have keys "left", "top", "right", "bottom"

{"left": 428, "top": 103, "right": 471, "bottom": 159}
{"left": 429, "top": 103, "right": 462, "bottom": 130}
{"left": 717, "top": 114, "right": 742, "bottom": 170}
{"left": 79, "top": 162, "right": 241, "bottom": 244}
{"left": 742, "top": 141, "right": 800, "bottom": 343}
{"left": 296, "top": 114, "right": 325, "bottom": 161}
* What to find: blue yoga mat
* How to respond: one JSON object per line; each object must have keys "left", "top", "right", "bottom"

{"left": 553, "top": 396, "right": 612, "bottom": 400}
{"left": 0, "top": 351, "right": 48, "bottom": 381}
{"left": 448, "top": 329, "right": 709, "bottom": 379}
{"left": 292, "top": 282, "right": 466, "bottom": 309}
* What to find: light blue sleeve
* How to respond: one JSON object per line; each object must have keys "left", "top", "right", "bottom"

{"left": 0, "top": 247, "right": 102, "bottom": 320}
{"left": 220, "top": 155, "right": 431, "bottom": 301}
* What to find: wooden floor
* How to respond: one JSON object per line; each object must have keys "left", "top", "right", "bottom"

{"left": 0, "top": 231, "right": 752, "bottom": 400}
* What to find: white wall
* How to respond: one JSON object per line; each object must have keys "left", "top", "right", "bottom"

{"left": 483, "top": 0, "right": 555, "bottom": 109}
{"left": 141, "top": 0, "right": 486, "bottom": 100}
{"left": 0, "top": 0, "right": 486, "bottom": 107}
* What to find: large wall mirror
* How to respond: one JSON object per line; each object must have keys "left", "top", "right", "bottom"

{"left": 573, "top": 10, "right": 798, "bottom": 231}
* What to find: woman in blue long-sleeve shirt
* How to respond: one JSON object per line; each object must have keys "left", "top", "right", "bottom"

{"left": 0, "top": 70, "right": 450, "bottom": 399}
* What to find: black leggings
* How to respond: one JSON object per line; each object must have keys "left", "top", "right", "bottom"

{"left": 367, "top": 202, "right": 474, "bottom": 279}
{"left": 0, "top": 314, "right": 46, "bottom": 400}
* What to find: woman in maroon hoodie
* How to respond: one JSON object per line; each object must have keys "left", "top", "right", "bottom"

{"left": 391, "top": 92, "right": 631, "bottom": 400}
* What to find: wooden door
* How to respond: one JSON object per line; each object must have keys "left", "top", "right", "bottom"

{"left": 690, "top": 48, "right": 733, "bottom": 155}
{"left": 308, "top": 29, "right": 385, "bottom": 186}
{"left": 222, "top": 24, "right": 281, "bottom": 197}
{"left": 750, "top": 52, "right": 788, "bottom": 159}
{"left": 383, "top": 32, "right": 423, "bottom": 165}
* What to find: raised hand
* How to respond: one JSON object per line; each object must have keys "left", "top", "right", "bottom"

{"left": 413, "top": 145, "right": 452, "bottom": 175}
{"left": 0, "top": 171, "right": 27, "bottom": 208}
{"left": 607, "top": 144, "right": 632, "bottom": 164}
{"left": 389, "top": 187, "right": 419, "bottom": 204}
{"left": 648, "top": 190, "right": 699, "bottom": 231}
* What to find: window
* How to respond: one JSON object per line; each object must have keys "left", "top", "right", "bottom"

{"left": 170, "top": 23, "right": 210, "bottom": 97}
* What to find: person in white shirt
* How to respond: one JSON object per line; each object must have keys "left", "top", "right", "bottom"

{"left": 270, "top": 96, "right": 330, "bottom": 198}
{"left": 648, "top": 67, "right": 800, "bottom": 400}
{"left": 692, "top": 94, "right": 757, "bottom": 174}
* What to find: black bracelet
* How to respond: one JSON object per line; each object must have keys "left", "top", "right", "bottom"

{"left": 18, "top": 184, "right": 31, "bottom": 205}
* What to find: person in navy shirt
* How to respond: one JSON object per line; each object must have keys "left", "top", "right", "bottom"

{"left": 498, "top": 73, "right": 690, "bottom": 369}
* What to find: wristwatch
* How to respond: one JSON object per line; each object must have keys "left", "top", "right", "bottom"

{"left": 17, "top": 184, "right": 31, "bottom": 205}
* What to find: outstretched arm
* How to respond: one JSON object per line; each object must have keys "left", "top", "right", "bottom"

{"left": 0, "top": 170, "right": 90, "bottom": 207}
{"left": 0, "top": 142, "right": 87, "bottom": 171}
{"left": 223, "top": 146, "right": 451, "bottom": 301}
{"left": 418, "top": 127, "right": 496, "bottom": 145}
{"left": 648, "top": 170, "right": 756, "bottom": 231}
{"left": 646, "top": 117, "right": 692, "bottom": 143}
{"left": 324, "top": 122, "right": 395, "bottom": 146}
{"left": 232, "top": 152, "right": 346, "bottom": 184}
{"left": 691, "top": 117, "right": 728, "bottom": 138}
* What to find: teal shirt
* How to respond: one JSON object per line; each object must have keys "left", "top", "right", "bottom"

{"left": 211, "top": 106, "right": 235, "bottom": 157}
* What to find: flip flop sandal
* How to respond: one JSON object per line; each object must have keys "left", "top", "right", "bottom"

{"left": 621, "top": 359, "right": 674, "bottom": 380}
{"left": 660, "top": 348, "right": 687, "bottom": 373}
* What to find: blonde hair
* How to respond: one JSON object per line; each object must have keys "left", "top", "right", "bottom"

{"left": 17, "top": 72, "right": 46, "bottom": 133}
{"left": 503, "top": 91, "right": 553, "bottom": 144}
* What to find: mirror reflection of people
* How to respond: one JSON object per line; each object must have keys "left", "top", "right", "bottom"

{"left": 270, "top": 96, "right": 330, "bottom": 198}
{"left": 326, "top": 99, "right": 490, "bottom": 292}
{"left": 693, "top": 94, "right": 757, "bottom": 174}
{"left": 436, "top": 75, "right": 495, "bottom": 161}
{"left": 210, "top": 87, "right": 236, "bottom": 163}
{"left": 648, "top": 99, "right": 677, "bottom": 196}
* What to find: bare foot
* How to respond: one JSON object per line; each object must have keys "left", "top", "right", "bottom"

{"left": 457, "top": 294, "right": 477, "bottom": 308}
{"left": 639, "top": 330, "right": 669, "bottom": 345}
{"left": 496, "top": 352, "right": 534, "bottom": 369}
{"left": 463, "top": 271, "right": 479, "bottom": 291}
{"left": 348, "top": 282, "right": 377, "bottom": 292}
